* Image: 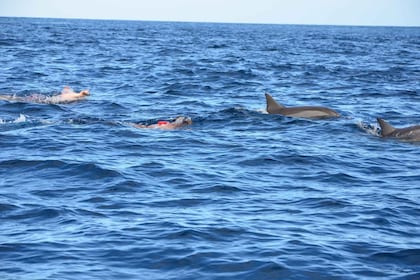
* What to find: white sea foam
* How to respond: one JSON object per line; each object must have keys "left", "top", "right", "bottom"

{"left": 356, "top": 120, "right": 381, "bottom": 137}
{"left": 256, "top": 108, "right": 268, "bottom": 114}
{"left": 14, "top": 114, "right": 27, "bottom": 123}
{"left": 0, "top": 114, "right": 27, "bottom": 124}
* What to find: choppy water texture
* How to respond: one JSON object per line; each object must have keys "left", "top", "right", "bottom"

{"left": 1, "top": 17, "right": 420, "bottom": 280}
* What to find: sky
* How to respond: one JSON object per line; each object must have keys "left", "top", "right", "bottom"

{"left": 0, "top": 0, "right": 419, "bottom": 27}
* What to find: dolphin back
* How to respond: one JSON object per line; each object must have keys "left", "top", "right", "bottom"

{"left": 265, "top": 93, "right": 339, "bottom": 118}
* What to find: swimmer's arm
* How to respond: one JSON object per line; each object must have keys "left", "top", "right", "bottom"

{"left": 78, "top": 90, "right": 90, "bottom": 97}
{"left": 72, "top": 90, "right": 90, "bottom": 99}
{"left": 130, "top": 122, "right": 177, "bottom": 130}
{"left": 60, "top": 86, "right": 89, "bottom": 97}
{"left": 56, "top": 89, "right": 90, "bottom": 102}
{"left": 0, "top": 94, "right": 24, "bottom": 102}
{"left": 131, "top": 123, "right": 147, "bottom": 129}
{"left": 131, "top": 123, "right": 168, "bottom": 129}
{"left": 0, "top": 94, "right": 12, "bottom": 101}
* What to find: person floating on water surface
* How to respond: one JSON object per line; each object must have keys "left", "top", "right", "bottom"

{"left": 132, "top": 116, "right": 192, "bottom": 130}
{"left": 0, "top": 86, "right": 90, "bottom": 104}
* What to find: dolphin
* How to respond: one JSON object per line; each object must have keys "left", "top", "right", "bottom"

{"left": 265, "top": 93, "right": 340, "bottom": 119}
{"left": 377, "top": 118, "right": 420, "bottom": 142}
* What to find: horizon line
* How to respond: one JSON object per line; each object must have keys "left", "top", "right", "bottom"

{"left": 1, "top": 15, "right": 419, "bottom": 28}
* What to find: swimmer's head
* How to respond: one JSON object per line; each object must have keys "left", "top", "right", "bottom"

{"left": 80, "top": 90, "right": 90, "bottom": 96}
{"left": 174, "top": 116, "right": 192, "bottom": 126}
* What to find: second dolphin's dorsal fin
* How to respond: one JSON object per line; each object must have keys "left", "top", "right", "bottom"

{"left": 377, "top": 118, "right": 396, "bottom": 136}
{"left": 265, "top": 93, "right": 285, "bottom": 114}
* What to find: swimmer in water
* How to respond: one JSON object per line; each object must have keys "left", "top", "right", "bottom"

{"left": 0, "top": 86, "right": 90, "bottom": 104}
{"left": 133, "top": 116, "right": 192, "bottom": 130}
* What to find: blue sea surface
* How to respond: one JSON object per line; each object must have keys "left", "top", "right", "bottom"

{"left": 0, "top": 17, "right": 419, "bottom": 279}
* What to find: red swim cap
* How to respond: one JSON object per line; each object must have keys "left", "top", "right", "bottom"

{"left": 157, "top": 121, "right": 169, "bottom": 126}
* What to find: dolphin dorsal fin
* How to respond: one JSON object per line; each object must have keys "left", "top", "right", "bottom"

{"left": 377, "top": 118, "right": 396, "bottom": 136}
{"left": 265, "top": 93, "right": 285, "bottom": 113}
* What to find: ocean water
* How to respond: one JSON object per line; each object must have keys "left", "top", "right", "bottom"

{"left": 0, "top": 17, "right": 419, "bottom": 280}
